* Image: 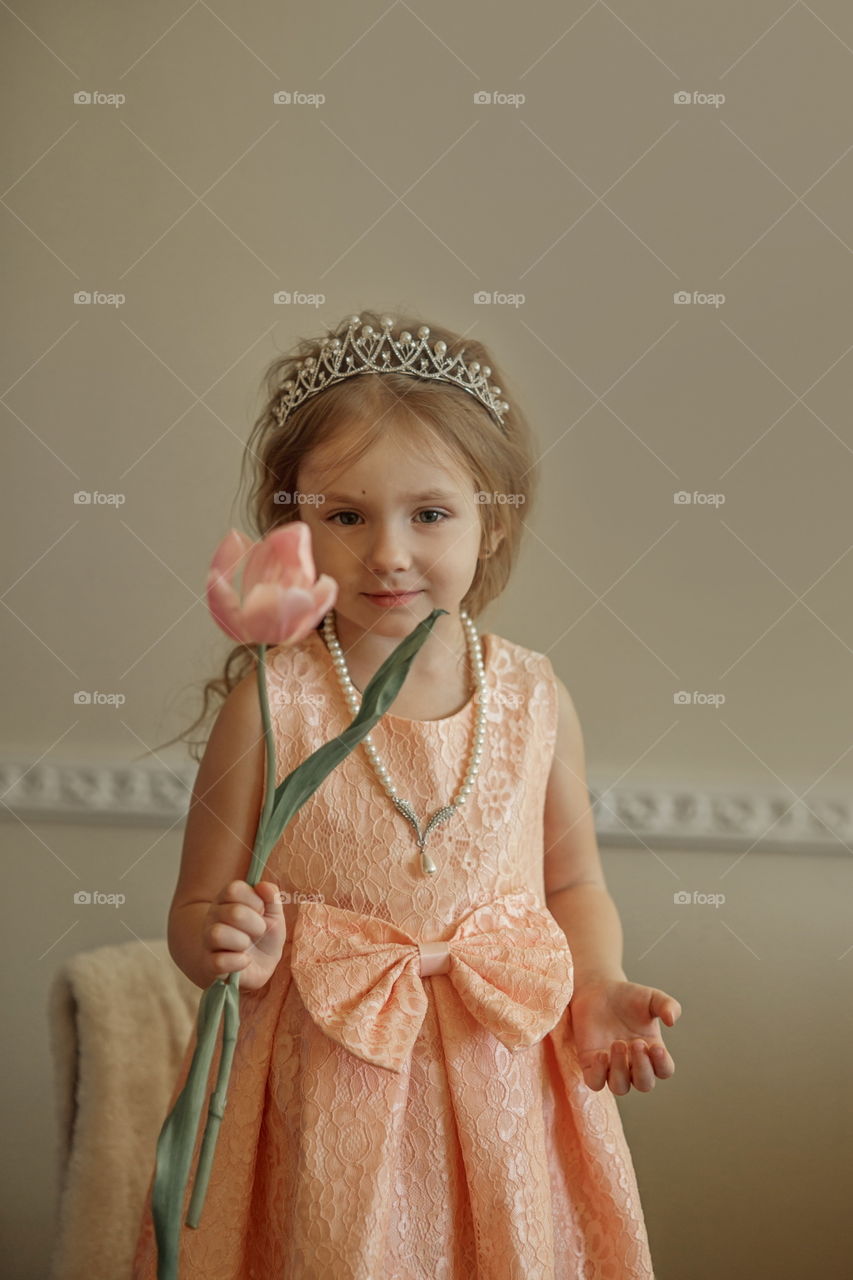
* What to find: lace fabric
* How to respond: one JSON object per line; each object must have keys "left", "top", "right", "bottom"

{"left": 131, "top": 628, "right": 654, "bottom": 1278}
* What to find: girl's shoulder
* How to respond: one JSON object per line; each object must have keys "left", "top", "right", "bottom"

{"left": 486, "top": 630, "right": 556, "bottom": 682}
{"left": 484, "top": 631, "right": 559, "bottom": 715}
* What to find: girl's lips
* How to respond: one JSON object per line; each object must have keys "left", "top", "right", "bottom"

{"left": 363, "top": 591, "right": 420, "bottom": 597}
{"left": 362, "top": 590, "right": 423, "bottom": 607}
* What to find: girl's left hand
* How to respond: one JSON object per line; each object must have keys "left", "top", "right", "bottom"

{"left": 567, "top": 977, "right": 682, "bottom": 1094}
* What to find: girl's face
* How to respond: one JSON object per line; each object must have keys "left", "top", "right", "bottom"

{"left": 296, "top": 426, "right": 487, "bottom": 640}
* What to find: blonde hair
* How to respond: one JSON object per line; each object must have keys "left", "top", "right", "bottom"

{"left": 147, "top": 308, "right": 540, "bottom": 761}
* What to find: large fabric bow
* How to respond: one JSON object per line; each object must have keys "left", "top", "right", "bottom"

{"left": 289, "top": 889, "right": 574, "bottom": 1072}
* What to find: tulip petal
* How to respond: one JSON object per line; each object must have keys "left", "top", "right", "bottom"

{"left": 241, "top": 582, "right": 321, "bottom": 646}
{"left": 206, "top": 524, "right": 333, "bottom": 647}
{"left": 243, "top": 523, "right": 315, "bottom": 598}
{"left": 209, "top": 529, "right": 253, "bottom": 585}
{"left": 312, "top": 574, "right": 338, "bottom": 619}
{"left": 206, "top": 570, "right": 250, "bottom": 644}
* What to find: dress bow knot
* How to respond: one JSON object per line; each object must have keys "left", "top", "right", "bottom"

{"left": 289, "top": 890, "right": 574, "bottom": 1072}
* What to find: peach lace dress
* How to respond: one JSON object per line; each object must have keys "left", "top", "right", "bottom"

{"left": 131, "top": 628, "right": 654, "bottom": 1279}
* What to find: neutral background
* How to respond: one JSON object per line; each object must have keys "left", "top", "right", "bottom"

{"left": 3, "top": 3, "right": 853, "bottom": 1277}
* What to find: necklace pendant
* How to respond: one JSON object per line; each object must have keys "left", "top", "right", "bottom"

{"left": 420, "top": 848, "right": 438, "bottom": 876}
{"left": 393, "top": 797, "right": 454, "bottom": 875}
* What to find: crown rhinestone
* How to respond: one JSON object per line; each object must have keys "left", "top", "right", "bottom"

{"left": 272, "top": 316, "right": 511, "bottom": 432}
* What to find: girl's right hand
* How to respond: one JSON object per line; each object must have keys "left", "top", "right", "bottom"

{"left": 203, "top": 879, "right": 287, "bottom": 991}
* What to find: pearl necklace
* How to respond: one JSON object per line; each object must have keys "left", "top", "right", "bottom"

{"left": 321, "top": 609, "right": 487, "bottom": 876}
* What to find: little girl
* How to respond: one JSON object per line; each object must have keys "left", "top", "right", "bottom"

{"left": 132, "top": 309, "right": 680, "bottom": 1279}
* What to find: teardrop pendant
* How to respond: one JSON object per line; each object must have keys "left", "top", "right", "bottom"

{"left": 420, "top": 848, "right": 438, "bottom": 876}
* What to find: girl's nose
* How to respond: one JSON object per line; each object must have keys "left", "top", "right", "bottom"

{"left": 365, "top": 525, "right": 412, "bottom": 575}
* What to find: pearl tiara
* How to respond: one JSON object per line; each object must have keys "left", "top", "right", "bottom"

{"left": 272, "top": 313, "right": 511, "bottom": 432}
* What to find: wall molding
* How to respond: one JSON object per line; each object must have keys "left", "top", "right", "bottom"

{"left": 1, "top": 758, "right": 850, "bottom": 853}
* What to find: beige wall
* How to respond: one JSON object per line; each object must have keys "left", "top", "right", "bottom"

{"left": 4, "top": 3, "right": 852, "bottom": 1278}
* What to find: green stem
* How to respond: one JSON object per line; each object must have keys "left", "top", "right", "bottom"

{"left": 184, "top": 972, "right": 241, "bottom": 1227}
{"left": 184, "top": 642, "right": 275, "bottom": 1228}
{"left": 248, "top": 642, "right": 277, "bottom": 887}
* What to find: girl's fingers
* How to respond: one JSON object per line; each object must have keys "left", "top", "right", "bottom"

{"left": 628, "top": 1040, "right": 656, "bottom": 1092}
{"left": 579, "top": 1050, "right": 609, "bottom": 1092}
{"left": 220, "top": 903, "right": 266, "bottom": 941}
{"left": 649, "top": 989, "right": 682, "bottom": 1026}
{"left": 607, "top": 1041, "right": 631, "bottom": 1095}
{"left": 210, "top": 922, "right": 253, "bottom": 951}
{"left": 647, "top": 1041, "right": 676, "bottom": 1079}
{"left": 581, "top": 1039, "right": 675, "bottom": 1092}
{"left": 604, "top": 1041, "right": 659, "bottom": 1093}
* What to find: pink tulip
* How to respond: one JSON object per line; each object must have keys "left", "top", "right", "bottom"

{"left": 206, "top": 523, "right": 337, "bottom": 645}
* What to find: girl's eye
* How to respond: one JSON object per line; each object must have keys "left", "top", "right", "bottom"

{"left": 326, "top": 509, "right": 449, "bottom": 526}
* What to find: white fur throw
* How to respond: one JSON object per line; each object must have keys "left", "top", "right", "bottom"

{"left": 47, "top": 938, "right": 201, "bottom": 1280}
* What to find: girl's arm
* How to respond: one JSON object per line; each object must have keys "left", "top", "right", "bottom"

{"left": 544, "top": 674, "right": 681, "bottom": 1093}
{"left": 543, "top": 675, "right": 627, "bottom": 984}
{"left": 167, "top": 670, "right": 269, "bottom": 989}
